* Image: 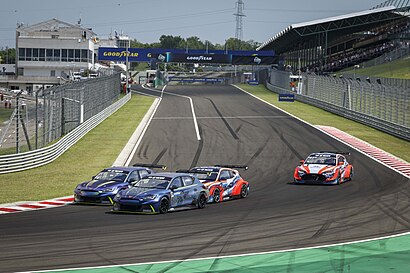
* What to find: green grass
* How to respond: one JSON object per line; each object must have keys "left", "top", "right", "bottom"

{"left": 237, "top": 84, "right": 410, "bottom": 163}
{"left": 0, "top": 107, "right": 14, "bottom": 124}
{"left": 341, "top": 57, "right": 410, "bottom": 79}
{"left": 0, "top": 94, "right": 154, "bottom": 204}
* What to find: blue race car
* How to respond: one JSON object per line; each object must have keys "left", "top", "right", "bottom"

{"left": 112, "top": 172, "right": 209, "bottom": 214}
{"left": 73, "top": 164, "right": 166, "bottom": 205}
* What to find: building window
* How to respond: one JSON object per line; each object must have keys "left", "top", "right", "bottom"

{"left": 75, "top": 49, "right": 80, "bottom": 62}
{"left": 19, "top": 48, "right": 25, "bottom": 61}
{"left": 50, "top": 70, "right": 56, "bottom": 77}
{"left": 33, "top": 48, "right": 39, "bottom": 61}
{"left": 61, "top": 49, "right": 68, "bottom": 62}
{"left": 39, "top": 48, "right": 45, "bottom": 61}
{"left": 54, "top": 49, "right": 60, "bottom": 61}
{"left": 81, "top": 49, "right": 88, "bottom": 62}
{"left": 46, "top": 49, "right": 53, "bottom": 61}
{"left": 68, "top": 49, "right": 74, "bottom": 62}
{"left": 25, "top": 48, "right": 32, "bottom": 61}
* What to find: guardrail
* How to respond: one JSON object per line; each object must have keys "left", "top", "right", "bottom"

{"left": 0, "top": 93, "right": 131, "bottom": 174}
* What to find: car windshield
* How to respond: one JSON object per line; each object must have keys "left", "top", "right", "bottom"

{"left": 135, "top": 177, "right": 171, "bottom": 189}
{"left": 194, "top": 172, "right": 218, "bottom": 181}
{"left": 94, "top": 169, "right": 129, "bottom": 182}
{"left": 305, "top": 154, "right": 336, "bottom": 165}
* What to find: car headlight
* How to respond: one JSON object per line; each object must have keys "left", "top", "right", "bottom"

{"left": 142, "top": 194, "right": 157, "bottom": 200}
{"left": 297, "top": 170, "right": 306, "bottom": 177}
{"left": 322, "top": 171, "right": 335, "bottom": 178}
{"left": 100, "top": 188, "right": 114, "bottom": 193}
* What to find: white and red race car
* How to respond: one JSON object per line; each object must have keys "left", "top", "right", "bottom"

{"left": 293, "top": 152, "right": 354, "bottom": 185}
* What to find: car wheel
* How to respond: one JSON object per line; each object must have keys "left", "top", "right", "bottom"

{"left": 159, "top": 197, "right": 169, "bottom": 214}
{"left": 197, "top": 193, "right": 207, "bottom": 209}
{"left": 240, "top": 184, "right": 249, "bottom": 198}
{"left": 213, "top": 189, "right": 221, "bottom": 203}
{"left": 337, "top": 170, "right": 343, "bottom": 185}
{"left": 349, "top": 167, "right": 354, "bottom": 181}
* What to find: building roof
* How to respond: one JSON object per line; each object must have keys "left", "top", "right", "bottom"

{"left": 17, "top": 18, "right": 96, "bottom": 37}
{"left": 257, "top": 5, "right": 408, "bottom": 53}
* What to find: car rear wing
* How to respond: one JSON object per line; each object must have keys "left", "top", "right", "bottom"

{"left": 214, "top": 164, "right": 249, "bottom": 170}
{"left": 319, "top": 151, "right": 351, "bottom": 156}
{"left": 132, "top": 163, "right": 167, "bottom": 170}
{"left": 176, "top": 169, "right": 211, "bottom": 174}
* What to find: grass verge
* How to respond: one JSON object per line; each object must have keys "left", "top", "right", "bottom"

{"left": 0, "top": 94, "right": 154, "bottom": 204}
{"left": 237, "top": 83, "right": 410, "bottom": 163}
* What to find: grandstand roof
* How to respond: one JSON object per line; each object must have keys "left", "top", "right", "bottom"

{"left": 257, "top": 5, "right": 408, "bottom": 53}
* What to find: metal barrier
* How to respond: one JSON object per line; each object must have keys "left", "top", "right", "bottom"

{"left": 0, "top": 73, "right": 122, "bottom": 153}
{"left": 0, "top": 93, "right": 131, "bottom": 174}
{"left": 263, "top": 69, "right": 410, "bottom": 141}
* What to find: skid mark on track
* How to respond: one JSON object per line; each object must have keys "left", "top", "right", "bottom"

{"left": 207, "top": 98, "right": 239, "bottom": 140}
{"left": 269, "top": 124, "right": 304, "bottom": 160}
{"left": 190, "top": 126, "right": 204, "bottom": 168}
{"left": 152, "top": 148, "right": 168, "bottom": 165}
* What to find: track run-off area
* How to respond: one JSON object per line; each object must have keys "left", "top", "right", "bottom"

{"left": 1, "top": 84, "right": 409, "bottom": 273}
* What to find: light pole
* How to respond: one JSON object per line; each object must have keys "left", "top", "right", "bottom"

{"left": 125, "top": 39, "right": 130, "bottom": 93}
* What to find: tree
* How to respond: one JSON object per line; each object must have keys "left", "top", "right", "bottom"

{"left": 159, "top": 35, "right": 184, "bottom": 49}
{"left": 0, "top": 47, "right": 16, "bottom": 64}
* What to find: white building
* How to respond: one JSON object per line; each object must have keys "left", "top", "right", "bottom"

{"left": 16, "top": 18, "right": 97, "bottom": 79}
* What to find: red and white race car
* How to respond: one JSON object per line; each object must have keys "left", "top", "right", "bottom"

{"left": 293, "top": 152, "right": 353, "bottom": 185}
{"left": 178, "top": 165, "right": 250, "bottom": 203}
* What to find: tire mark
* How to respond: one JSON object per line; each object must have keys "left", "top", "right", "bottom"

{"left": 269, "top": 124, "right": 304, "bottom": 160}
{"left": 207, "top": 98, "right": 239, "bottom": 140}
{"left": 152, "top": 147, "right": 167, "bottom": 165}
{"left": 190, "top": 126, "right": 204, "bottom": 168}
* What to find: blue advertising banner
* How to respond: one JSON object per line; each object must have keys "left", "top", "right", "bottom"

{"left": 98, "top": 47, "right": 275, "bottom": 63}
{"left": 278, "top": 93, "right": 295, "bottom": 102}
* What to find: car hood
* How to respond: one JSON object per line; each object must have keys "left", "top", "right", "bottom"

{"left": 300, "top": 164, "right": 337, "bottom": 174}
{"left": 118, "top": 187, "right": 167, "bottom": 199}
{"left": 77, "top": 179, "right": 124, "bottom": 190}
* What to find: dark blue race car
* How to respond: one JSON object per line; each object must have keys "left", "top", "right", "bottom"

{"left": 112, "top": 172, "right": 209, "bottom": 214}
{"left": 73, "top": 164, "right": 166, "bottom": 205}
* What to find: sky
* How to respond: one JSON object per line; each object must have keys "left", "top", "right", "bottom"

{"left": 0, "top": 0, "right": 386, "bottom": 49}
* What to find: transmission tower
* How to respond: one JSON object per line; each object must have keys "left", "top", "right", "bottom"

{"left": 234, "top": 0, "right": 245, "bottom": 41}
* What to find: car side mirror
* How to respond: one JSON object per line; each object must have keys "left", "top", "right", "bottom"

{"left": 92, "top": 176, "right": 96, "bottom": 180}
{"left": 299, "top": 160, "right": 305, "bottom": 164}
{"left": 170, "top": 185, "right": 178, "bottom": 191}
{"left": 338, "top": 162, "right": 344, "bottom": 166}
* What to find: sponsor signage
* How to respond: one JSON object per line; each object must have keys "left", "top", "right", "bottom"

{"left": 166, "top": 53, "right": 231, "bottom": 64}
{"left": 278, "top": 93, "right": 295, "bottom": 102}
{"left": 169, "top": 77, "right": 225, "bottom": 83}
{"left": 248, "top": 80, "right": 259, "bottom": 85}
{"left": 232, "top": 56, "right": 277, "bottom": 65}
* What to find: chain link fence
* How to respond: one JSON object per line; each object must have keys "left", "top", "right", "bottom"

{"left": 0, "top": 73, "right": 122, "bottom": 154}
{"left": 260, "top": 69, "right": 410, "bottom": 140}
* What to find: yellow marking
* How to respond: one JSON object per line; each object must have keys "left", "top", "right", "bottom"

{"left": 108, "top": 196, "right": 113, "bottom": 204}
{"left": 150, "top": 205, "right": 156, "bottom": 213}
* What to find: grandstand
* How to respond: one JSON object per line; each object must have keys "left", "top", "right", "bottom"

{"left": 257, "top": 0, "right": 410, "bottom": 74}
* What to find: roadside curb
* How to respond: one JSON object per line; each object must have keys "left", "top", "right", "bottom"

{"left": 317, "top": 125, "right": 410, "bottom": 178}
{"left": 0, "top": 196, "right": 73, "bottom": 214}
{"left": 112, "top": 95, "right": 161, "bottom": 167}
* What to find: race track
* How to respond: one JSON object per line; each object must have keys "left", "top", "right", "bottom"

{"left": 0, "top": 85, "right": 409, "bottom": 272}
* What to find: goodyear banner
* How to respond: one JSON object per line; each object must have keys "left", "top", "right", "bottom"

{"left": 98, "top": 47, "right": 276, "bottom": 64}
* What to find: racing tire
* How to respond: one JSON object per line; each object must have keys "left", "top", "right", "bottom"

{"left": 348, "top": 167, "right": 354, "bottom": 181}
{"left": 213, "top": 189, "right": 221, "bottom": 203}
{"left": 159, "top": 197, "right": 169, "bottom": 214}
{"left": 197, "top": 193, "right": 207, "bottom": 209}
{"left": 240, "top": 184, "right": 249, "bottom": 198}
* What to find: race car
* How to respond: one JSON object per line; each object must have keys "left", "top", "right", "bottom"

{"left": 178, "top": 165, "right": 250, "bottom": 203}
{"left": 293, "top": 152, "right": 354, "bottom": 185}
{"left": 112, "top": 172, "right": 209, "bottom": 214}
{"left": 73, "top": 164, "right": 166, "bottom": 205}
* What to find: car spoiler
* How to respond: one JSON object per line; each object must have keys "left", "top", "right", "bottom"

{"left": 132, "top": 163, "right": 167, "bottom": 170}
{"left": 319, "top": 151, "right": 351, "bottom": 156}
{"left": 176, "top": 169, "right": 211, "bottom": 174}
{"left": 214, "top": 164, "right": 249, "bottom": 170}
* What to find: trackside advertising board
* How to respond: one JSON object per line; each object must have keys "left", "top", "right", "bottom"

{"left": 98, "top": 47, "right": 275, "bottom": 65}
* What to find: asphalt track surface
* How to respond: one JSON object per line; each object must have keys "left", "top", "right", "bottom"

{"left": 1, "top": 85, "right": 409, "bottom": 272}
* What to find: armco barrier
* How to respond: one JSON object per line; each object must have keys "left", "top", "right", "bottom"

{"left": 0, "top": 93, "right": 131, "bottom": 174}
